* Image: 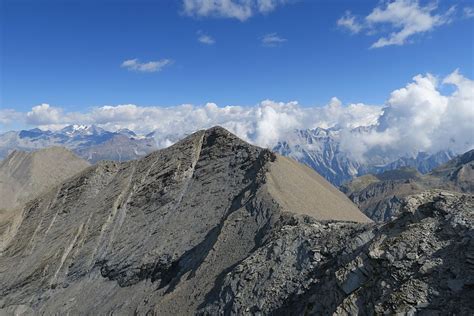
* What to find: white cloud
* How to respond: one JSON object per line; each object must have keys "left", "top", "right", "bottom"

{"left": 0, "top": 109, "right": 23, "bottom": 126}
{"left": 197, "top": 31, "right": 216, "bottom": 44}
{"left": 26, "top": 104, "right": 64, "bottom": 125}
{"left": 15, "top": 100, "right": 381, "bottom": 149}
{"left": 367, "top": 0, "right": 455, "bottom": 48}
{"left": 337, "top": 11, "right": 362, "bottom": 34}
{"left": 6, "top": 70, "right": 473, "bottom": 159}
{"left": 338, "top": 0, "right": 457, "bottom": 48}
{"left": 341, "top": 70, "right": 474, "bottom": 159}
{"left": 464, "top": 7, "right": 474, "bottom": 18}
{"left": 88, "top": 100, "right": 381, "bottom": 148}
{"left": 121, "top": 58, "right": 172, "bottom": 73}
{"left": 182, "top": 0, "right": 289, "bottom": 21}
{"left": 261, "top": 33, "right": 287, "bottom": 46}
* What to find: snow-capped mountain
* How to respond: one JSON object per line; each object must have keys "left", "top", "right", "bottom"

{"left": 0, "top": 125, "right": 158, "bottom": 163}
{"left": 272, "top": 127, "right": 455, "bottom": 186}
{"left": 272, "top": 128, "right": 362, "bottom": 186}
{"left": 0, "top": 125, "right": 456, "bottom": 186}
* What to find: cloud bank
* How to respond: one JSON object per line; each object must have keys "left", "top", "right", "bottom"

{"left": 1, "top": 70, "right": 473, "bottom": 159}
{"left": 14, "top": 100, "right": 382, "bottom": 149}
{"left": 341, "top": 70, "right": 474, "bottom": 159}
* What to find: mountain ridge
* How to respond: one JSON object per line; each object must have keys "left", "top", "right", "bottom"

{"left": 0, "top": 125, "right": 458, "bottom": 186}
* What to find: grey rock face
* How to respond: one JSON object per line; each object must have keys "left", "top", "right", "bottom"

{"left": 202, "top": 191, "right": 474, "bottom": 315}
{"left": 0, "top": 147, "right": 90, "bottom": 211}
{"left": 343, "top": 150, "right": 474, "bottom": 221}
{"left": 0, "top": 127, "right": 368, "bottom": 315}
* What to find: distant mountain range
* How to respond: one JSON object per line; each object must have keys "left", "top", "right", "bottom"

{"left": 0, "top": 125, "right": 157, "bottom": 163}
{"left": 341, "top": 149, "right": 474, "bottom": 221}
{"left": 0, "top": 125, "right": 458, "bottom": 186}
{"left": 272, "top": 127, "right": 456, "bottom": 185}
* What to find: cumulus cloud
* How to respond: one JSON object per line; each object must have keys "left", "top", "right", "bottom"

{"left": 261, "top": 33, "right": 287, "bottom": 47}
{"left": 197, "top": 31, "right": 216, "bottom": 44}
{"left": 338, "top": 0, "right": 458, "bottom": 48}
{"left": 89, "top": 100, "right": 380, "bottom": 148}
{"left": 14, "top": 100, "right": 381, "bottom": 149}
{"left": 182, "top": 0, "right": 289, "bottom": 21}
{"left": 121, "top": 58, "right": 172, "bottom": 73}
{"left": 341, "top": 70, "right": 474, "bottom": 160}
{"left": 4, "top": 70, "right": 473, "bottom": 159}
{"left": 26, "top": 104, "right": 64, "bottom": 125}
{"left": 337, "top": 11, "right": 362, "bottom": 34}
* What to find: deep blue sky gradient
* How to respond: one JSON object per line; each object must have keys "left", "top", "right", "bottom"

{"left": 1, "top": 0, "right": 473, "bottom": 112}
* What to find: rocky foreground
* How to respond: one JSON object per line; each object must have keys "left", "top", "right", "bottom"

{"left": 0, "top": 127, "right": 472, "bottom": 315}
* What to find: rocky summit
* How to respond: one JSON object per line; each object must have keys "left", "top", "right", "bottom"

{"left": 0, "top": 127, "right": 472, "bottom": 315}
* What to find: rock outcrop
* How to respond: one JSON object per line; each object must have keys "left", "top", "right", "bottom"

{"left": 203, "top": 191, "right": 474, "bottom": 315}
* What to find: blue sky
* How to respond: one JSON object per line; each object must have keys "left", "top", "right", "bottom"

{"left": 1, "top": 0, "right": 473, "bottom": 114}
